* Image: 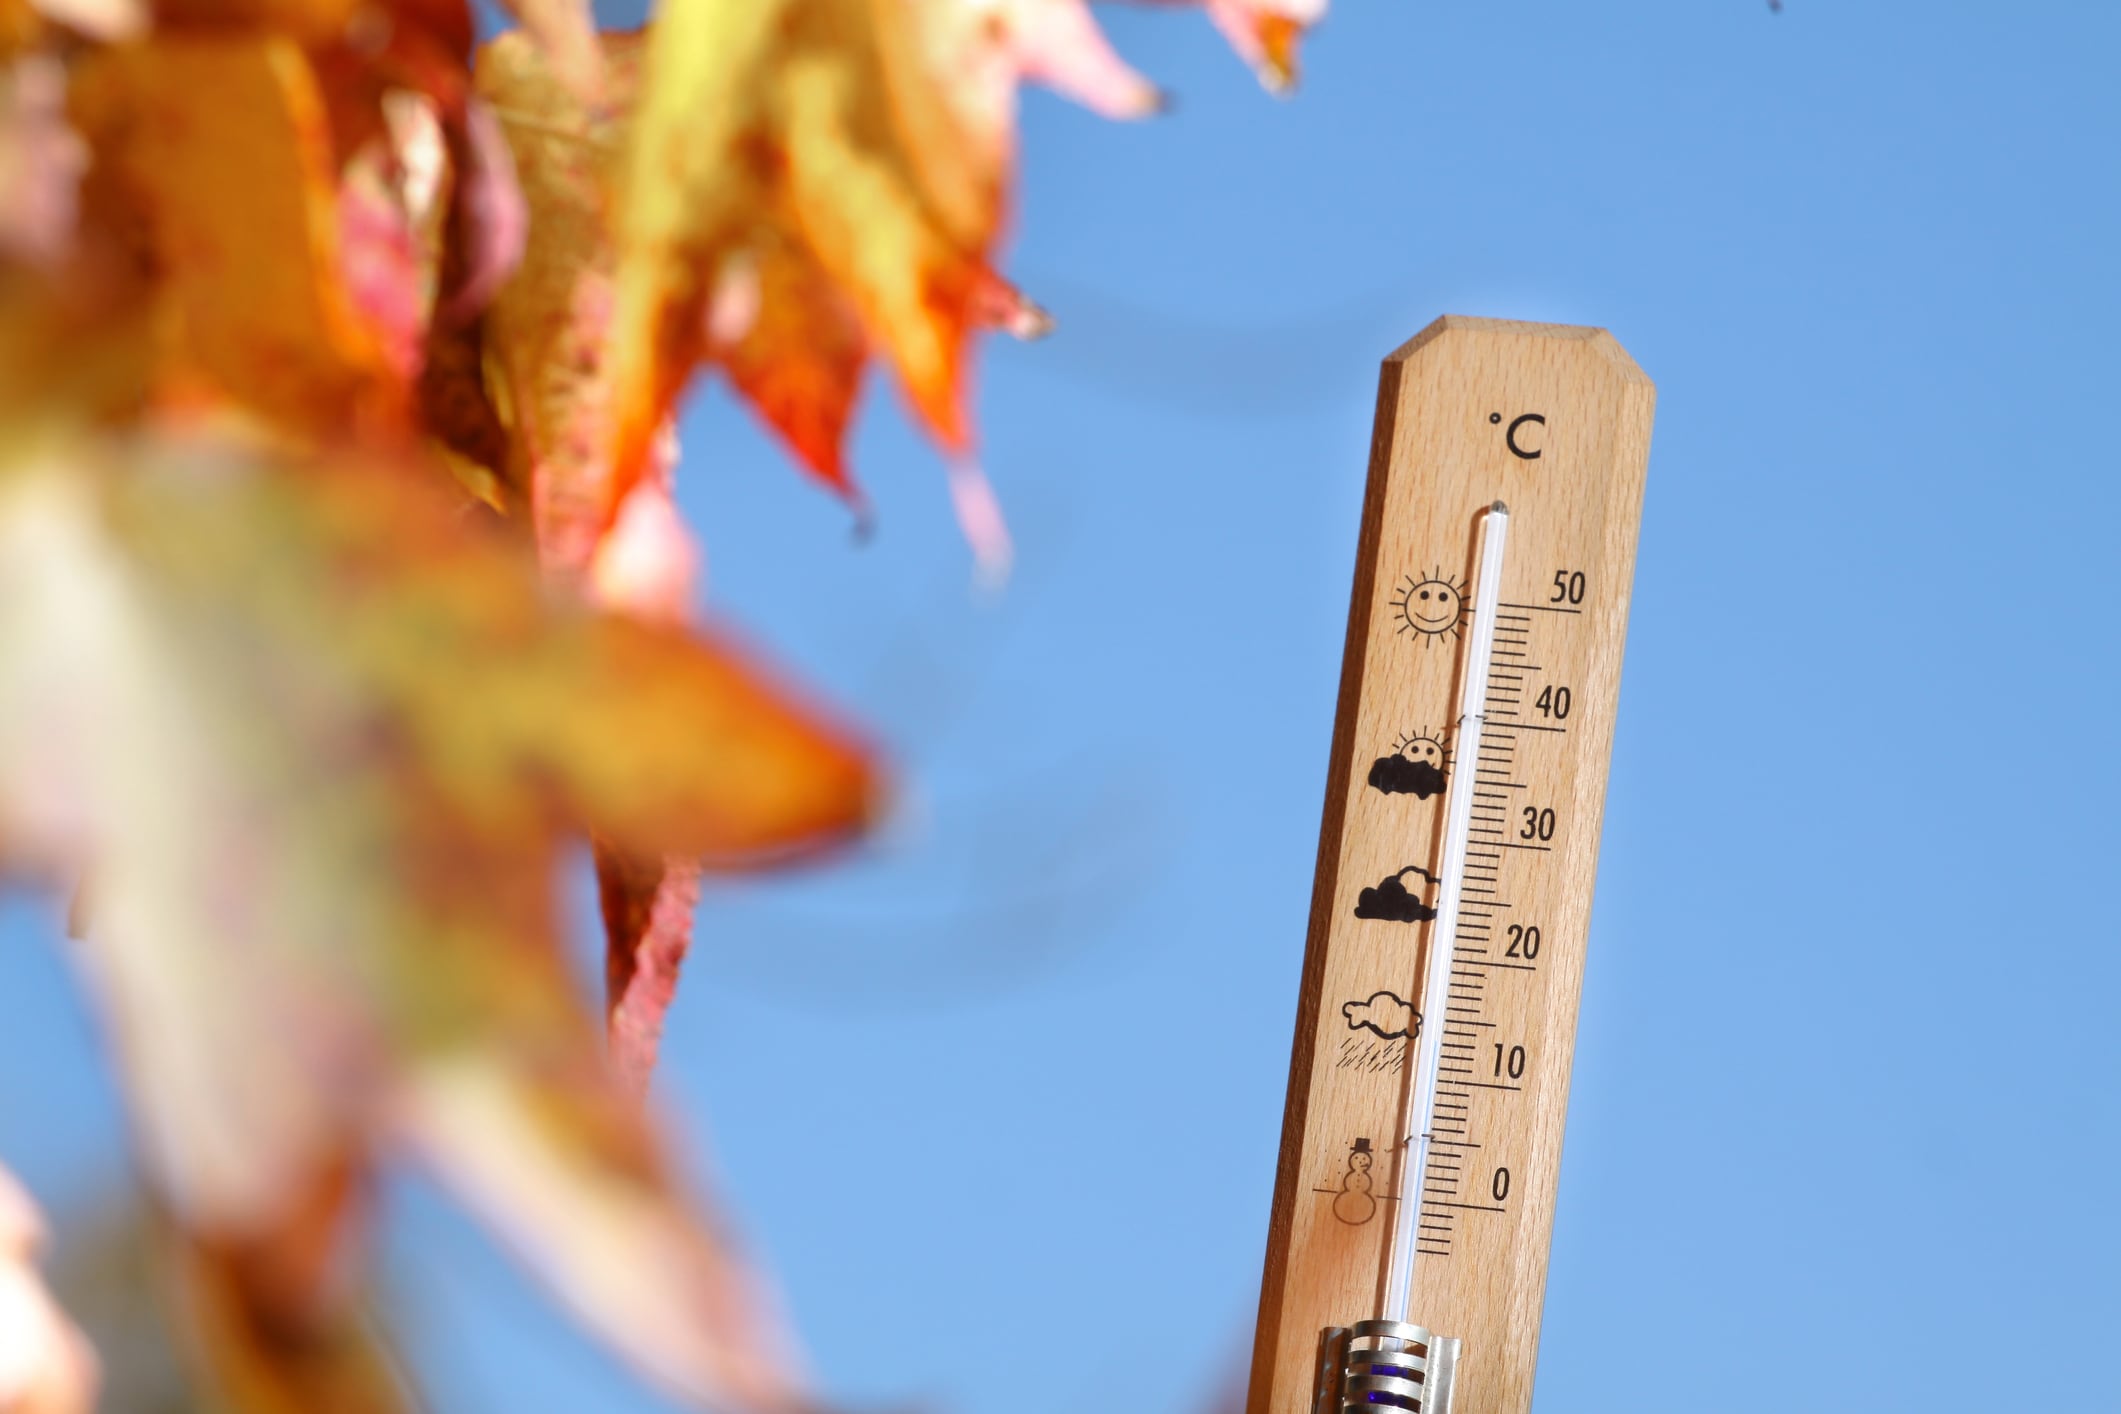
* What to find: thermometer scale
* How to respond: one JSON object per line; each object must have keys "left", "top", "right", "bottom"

{"left": 1246, "top": 317, "right": 1655, "bottom": 1414}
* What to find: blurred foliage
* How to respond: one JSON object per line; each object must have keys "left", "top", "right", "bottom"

{"left": 0, "top": 0, "right": 1324, "bottom": 1408}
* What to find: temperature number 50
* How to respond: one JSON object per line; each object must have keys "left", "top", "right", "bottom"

{"left": 1550, "top": 570, "right": 1587, "bottom": 605}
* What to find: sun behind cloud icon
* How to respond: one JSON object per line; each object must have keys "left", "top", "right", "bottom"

{"left": 1368, "top": 729, "right": 1449, "bottom": 798}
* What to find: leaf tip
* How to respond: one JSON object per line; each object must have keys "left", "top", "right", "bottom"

{"left": 946, "top": 457, "right": 1012, "bottom": 588}
{"left": 1256, "top": 15, "right": 1305, "bottom": 93}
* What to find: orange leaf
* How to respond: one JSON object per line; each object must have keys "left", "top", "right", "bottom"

{"left": 68, "top": 34, "right": 408, "bottom": 443}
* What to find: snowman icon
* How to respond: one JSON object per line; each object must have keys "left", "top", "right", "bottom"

{"left": 1330, "top": 1138, "right": 1379, "bottom": 1226}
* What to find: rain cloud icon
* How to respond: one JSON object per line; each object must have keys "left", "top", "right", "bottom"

{"left": 1342, "top": 991, "right": 1419, "bottom": 1041}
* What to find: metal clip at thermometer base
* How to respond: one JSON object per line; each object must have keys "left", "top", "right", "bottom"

{"left": 1315, "top": 1322, "right": 1461, "bottom": 1414}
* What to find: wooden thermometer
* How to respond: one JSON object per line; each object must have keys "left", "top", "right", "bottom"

{"left": 1246, "top": 317, "right": 1654, "bottom": 1414}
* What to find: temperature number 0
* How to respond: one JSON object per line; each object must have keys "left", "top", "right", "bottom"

{"left": 1520, "top": 807, "right": 1557, "bottom": 842}
{"left": 1505, "top": 924, "right": 1542, "bottom": 960}
{"left": 1492, "top": 1043, "right": 1527, "bottom": 1081}
{"left": 1550, "top": 570, "right": 1587, "bottom": 605}
{"left": 1535, "top": 685, "right": 1572, "bottom": 720}
{"left": 1491, "top": 1167, "right": 1512, "bottom": 1203}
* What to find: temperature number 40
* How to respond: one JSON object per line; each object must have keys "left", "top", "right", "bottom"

{"left": 1535, "top": 685, "right": 1572, "bottom": 720}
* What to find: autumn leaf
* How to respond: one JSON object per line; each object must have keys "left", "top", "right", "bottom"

{"left": 164, "top": 1155, "right": 417, "bottom": 1414}
{"left": 605, "top": 1, "right": 1020, "bottom": 549}
{"left": 66, "top": 33, "right": 410, "bottom": 442}
{"left": 0, "top": 431, "right": 875, "bottom": 1410}
{"left": 0, "top": 54, "right": 84, "bottom": 268}
{"left": 3, "top": 0, "right": 1333, "bottom": 1405}
{"left": 0, "top": 1165, "right": 99, "bottom": 1414}
{"left": 476, "top": 30, "right": 780, "bottom": 1086}
{"left": 597, "top": 0, "right": 1320, "bottom": 571}
{"left": 497, "top": 0, "right": 600, "bottom": 102}
{"left": 475, "top": 28, "right": 641, "bottom": 576}
{"left": 475, "top": 0, "right": 1327, "bottom": 1078}
{"left": 1198, "top": 0, "right": 1327, "bottom": 91}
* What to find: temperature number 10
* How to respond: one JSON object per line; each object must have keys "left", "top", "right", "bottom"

{"left": 1492, "top": 1043, "right": 1528, "bottom": 1081}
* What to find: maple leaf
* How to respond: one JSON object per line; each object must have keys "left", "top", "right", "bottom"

{"left": 0, "top": 431, "right": 876, "bottom": 1410}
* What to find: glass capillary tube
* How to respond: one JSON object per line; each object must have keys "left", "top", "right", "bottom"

{"left": 1383, "top": 501, "right": 1511, "bottom": 1326}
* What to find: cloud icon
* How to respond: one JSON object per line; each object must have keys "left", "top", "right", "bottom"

{"left": 1342, "top": 991, "right": 1419, "bottom": 1041}
{"left": 1367, "top": 753, "right": 1446, "bottom": 798}
{"left": 1354, "top": 865, "right": 1438, "bottom": 924}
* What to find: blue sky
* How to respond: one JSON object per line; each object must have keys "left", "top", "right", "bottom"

{"left": 5, "top": 2, "right": 2119, "bottom": 1411}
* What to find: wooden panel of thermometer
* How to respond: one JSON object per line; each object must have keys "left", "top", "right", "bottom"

{"left": 1246, "top": 317, "right": 1655, "bottom": 1414}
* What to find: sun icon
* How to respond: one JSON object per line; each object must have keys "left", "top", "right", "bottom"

{"left": 1393, "top": 729, "right": 1449, "bottom": 771}
{"left": 1392, "top": 569, "right": 1465, "bottom": 644}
